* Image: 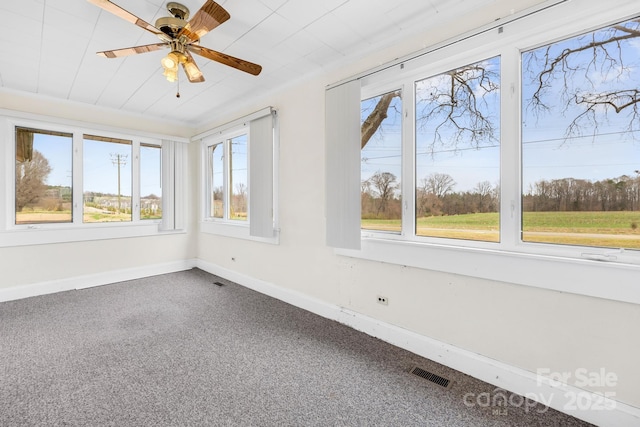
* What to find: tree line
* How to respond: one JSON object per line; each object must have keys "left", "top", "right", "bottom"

{"left": 361, "top": 171, "right": 499, "bottom": 219}
{"left": 362, "top": 170, "right": 640, "bottom": 219}
{"left": 524, "top": 174, "right": 640, "bottom": 212}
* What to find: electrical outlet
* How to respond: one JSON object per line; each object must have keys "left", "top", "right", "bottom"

{"left": 377, "top": 295, "right": 389, "bottom": 305}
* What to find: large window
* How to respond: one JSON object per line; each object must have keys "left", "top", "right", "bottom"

{"left": 353, "top": 15, "right": 640, "bottom": 253}
{"left": 11, "top": 124, "right": 166, "bottom": 231}
{"left": 521, "top": 18, "right": 640, "bottom": 250}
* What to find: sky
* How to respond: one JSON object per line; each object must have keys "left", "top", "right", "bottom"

{"left": 209, "top": 134, "right": 248, "bottom": 192}
{"left": 31, "top": 135, "right": 161, "bottom": 198}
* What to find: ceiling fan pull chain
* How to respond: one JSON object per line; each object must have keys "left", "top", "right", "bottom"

{"left": 176, "top": 72, "right": 181, "bottom": 98}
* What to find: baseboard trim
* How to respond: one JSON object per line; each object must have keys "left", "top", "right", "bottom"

{"left": 0, "top": 259, "right": 197, "bottom": 303}
{"left": 197, "top": 259, "right": 640, "bottom": 427}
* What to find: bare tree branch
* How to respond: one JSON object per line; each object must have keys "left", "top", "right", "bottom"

{"left": 361, "top": 91, "right": 401, "bottom": 148}
{"left": 528, "top": 20, "right": 640, "bottom": 117}
{"left": 417, "top": 63, "right": 500, "bottom": 153}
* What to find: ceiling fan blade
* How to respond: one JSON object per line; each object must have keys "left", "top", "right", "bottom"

{"left": 97, "top": 43, "right": 167, "bottom": 58}
{"left": 179, "top": 0, "right": 230, "bottom": 42}
{"left": 189, "top": 45, "right": 262, "bottom": 76}
{"left": 182, "top": 52, "right": 205, "bottom": 83}
{"left": 88, "top": 0, "right": 163, "bottom": 36}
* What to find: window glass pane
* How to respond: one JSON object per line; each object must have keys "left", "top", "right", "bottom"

{"left": 522, "top": 17, "right": 640, "bottom": 250}
{"left": 15, "top": 128, "right": 73, "bottom": 224}
{"left": 83, "top": 135, "right": 132, "bottom": 222}
{"left": 209, "top": 143, "right": 224, "bottom": 219}
{"left": 140, "top": 144, "right": 162, "bottom": 220}
{"left": 361, "top": 90, "right": 402, "bottom": 233}
{"left": 415, "top": 56, "right": 501, "bottom": 242}
{"left": 229, "top": 134, "right": 248, "bottom": 221}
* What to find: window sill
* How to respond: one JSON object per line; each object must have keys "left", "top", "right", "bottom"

{"left": 200, "top": 220, "right": 279, "bottom": 245}
{"left": 0, "top": 222, "right": 182, "bottom": 247}
{"left": 335, "top": 235, "right": 640, "bottom": 305}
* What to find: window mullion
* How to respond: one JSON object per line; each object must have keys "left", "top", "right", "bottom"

{"left": 500, "top": 47, "right": 522, "bottom": 251}
{"left": 131, "top": 141, "right": 141, "bottom": 222}
{"left": 402, "top": 81, "right": 416, "bottom": 238}
{"left": 224, "top": 139, "right": 231, "bottom": 221}
{"left": 205, "top": 143, "right": 212, "bottom": 219}
{"left": 72, "top": 132, "right": 83, "bottom": 224}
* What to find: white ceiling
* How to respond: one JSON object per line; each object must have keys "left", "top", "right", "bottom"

{"left": 0, "top": 0, "right": 514, "bottom": 128}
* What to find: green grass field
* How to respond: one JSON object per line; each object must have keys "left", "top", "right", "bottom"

{"left": 362, "top": 211, "right": 640, "bottom": 248}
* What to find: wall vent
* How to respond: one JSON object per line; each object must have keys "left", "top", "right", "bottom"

{"left": 410, "top": 366, "right": 451, "bottom": 388}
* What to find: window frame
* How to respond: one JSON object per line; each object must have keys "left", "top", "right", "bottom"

{"left": 198, "top": 107, "right": 279, "bottom": 244}
{"left": 14, "top": 126, "right": 75, "bottom": 225}
{"left": 360, "top": 47, "right": 508, "bottom": 251}
{"left": 332, "top": 0, "right": 640, "bottom": 305}
{"left": 203, "top": 127, "right": 249, "bottom": 223}
{"left": 1, "top": 114, "right": 185, "bottom": 247}
{"left": 360, "top": 85, "right": 405, "bottom": 235}
{"left": 82, "top": 133, "right": 136, "bottom": 224}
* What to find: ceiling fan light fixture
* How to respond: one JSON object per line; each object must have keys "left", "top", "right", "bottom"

{"left": 184, "top": 61, "right": 203, "bottom": 80}
{"left": 161, "top": 51, "right": 181, "bottom": 69}
{"left": 163, "top": 67, "right": 178, "bottom": 82}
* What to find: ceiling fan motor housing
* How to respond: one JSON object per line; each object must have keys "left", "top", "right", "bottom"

{"left": 156, "top": 2, "right": 190, "bottom": 38}
{"left": 167, "top": 2, "right": 189, "bottom": 19}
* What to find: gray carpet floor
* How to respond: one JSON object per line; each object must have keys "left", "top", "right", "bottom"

{"left": 0, "top": 268, "right": 593, "bottom": 426}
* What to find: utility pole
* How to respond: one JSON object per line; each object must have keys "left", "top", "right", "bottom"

{"left": 110, "top": 153, "right": 128, "bottom": 213}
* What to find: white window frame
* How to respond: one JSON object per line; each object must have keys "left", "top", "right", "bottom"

{"left": 0, "top": 112, "right": 186, "bottom": 247}
{"left": 198, "top": 107, "right": 279, "bottom": 244}
{"left": 203, "top": 127, "right": 249, "bottom": 222}
{"left": 330, "top": 0, "right": 640, "bottom": 305}
{"left": 360, "top": 84, "right": 406, "bottom": 236}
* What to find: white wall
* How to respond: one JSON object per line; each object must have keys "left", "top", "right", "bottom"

{"left": 0, "top": 234, "right": 193, "bottom": 286}
{"left": 195, "top": 0, "right": 640, "bottom": 416}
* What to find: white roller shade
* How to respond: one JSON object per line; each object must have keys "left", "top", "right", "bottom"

{"left": 249, "top": 112, "right": 275, "bottom": 238}
{"left": 160, "top": 140, "right": 186, "bottom": 231}
{"left": 325, "top": 80, "right": 361, "bottom": 249}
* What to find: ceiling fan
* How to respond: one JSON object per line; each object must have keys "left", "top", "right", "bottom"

{"left": 88, "top": 0, "right": 262, "bottom": 85}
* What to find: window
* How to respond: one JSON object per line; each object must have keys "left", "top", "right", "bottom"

{"left": 5, "top": 118, "right": 179, "bottom": 246}
{"left": 327, "top": 1, "right": 640, "bottom": 303}
{"left": 140, "top": 144, "right": 162, "bottom": 220}
{"left": 230, "top": 134, "right": 248, "bottom": 221}
{"left": 346, "top": 9, "right": 640, "bottom": 254}
{"left": 200, "top": 107, "right": 277, "bottom": 243}
{"left": 83, "top": 134, "right": 132, "bottom": 223}
{"left": 415, "top": 57, "right": 501, "bottom": 242}
{"left": 205, "top": 132, "right": 248, "bottom": 222}
{"left": 361, "top": 90, "right": 402, "bottom": 233}
{"left": 15, "top": 127, "right": 73, "bottom": 225}
{"left": 521, "top": 17, "right": 640, "bottom": 250}
{"left": 209, "top": 142, "right": 224, "bottom": 219}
